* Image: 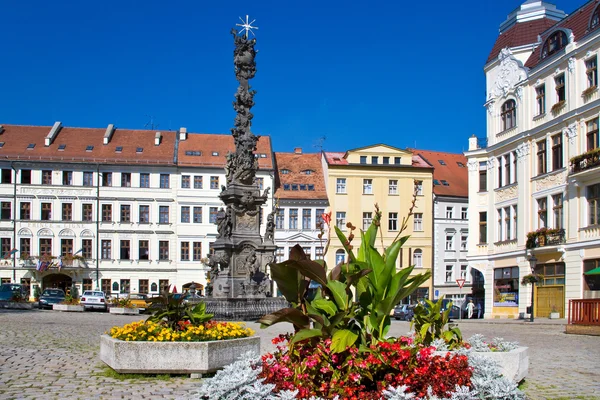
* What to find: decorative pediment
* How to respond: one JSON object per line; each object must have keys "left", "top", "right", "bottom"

{"left": 18, "top": 228, "right": 33, "bottom": 237}
{"left": 80, "top": 229, "right": 95, "bottom": 238}
{"left": 492, "top": 48, "right": 528, "bottom": 98}
{"left": 58, "top": 229, "right": 76, "bottom": 238}
{"left": 37, "top": 228, "right": 54, "bottom": 237}
{"left": 285, "top": 232, "right": 319, "bottom": 242}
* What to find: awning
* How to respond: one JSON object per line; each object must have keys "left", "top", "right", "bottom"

{"left": 584, "top": 266, "right": 600, "bottom": 275}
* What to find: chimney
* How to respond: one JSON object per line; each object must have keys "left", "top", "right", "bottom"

{"left": 294, "top": 147, "right": 302, "bottom": 154}
{"left": 179, "top": 127, "right": 187, "bottom": 141}
{"left": 0, "top": 125, "right": 4, "bottom": 135}
{"left": 155, "top": 131, "right": 162, "bottom": 146}
{"left": 468, "top": 134, "right": 479, "bottom": 151}
{"left": 44, "top": 121, "right": 62, "bottom": 146}
{"left": 103, "top": 124, "right": 115, "bottom": 145}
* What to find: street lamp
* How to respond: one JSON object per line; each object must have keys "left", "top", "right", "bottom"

{"left": 528, "top": 255, "right": 538, "bottom": 323}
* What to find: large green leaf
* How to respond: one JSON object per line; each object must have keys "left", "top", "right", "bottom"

{"left": 275, "top": 259, "right": 328, "bottom": 288}
{"left": 270, "top": 260, "right": 303, "bottom": 304}
{"left": 312, "top": 298, "right": 338, "bottom": 317}
{"left": 290, "top": 328, "right": 323, "bottom": 344}
{"left": 330, "top": 329, "right": 358, "bottom": 353}
{"left": 358, "top": 221, "right": 378, "bottom": 261}
{"left": 327, "top": 280, "right": 349, "bottom": 311}
{"left": 378, "top": 268, "right": 431, "bottom": 317}
{"left": 334, "top": 226, "right": 356, "bottom": 262}
{"left": 258, "top": 308, "right": 310, "bottom": 329}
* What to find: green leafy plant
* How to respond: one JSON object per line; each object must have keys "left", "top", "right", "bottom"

{"left": 33, "top": 286, "right": 41, "bottom": 301}
{"left": 411, "top": 296, "right": 462, "bottom": 348}
{"left": 61, "top": 294, "right": 80, "bottom": 305}
{"left": 259, "top": 197, "right": 431, "bottom": 353}
{"left": 148, "top": 288, "right": 213, "bottom": 330}
{"left": 521, "top": 274, "right": 542, "bottom": 285}
{"left": 110, "top": 296, "right": 135, "bottom": 308}
{"left": 70, "top": 284, "right": 79, "bottom": 299}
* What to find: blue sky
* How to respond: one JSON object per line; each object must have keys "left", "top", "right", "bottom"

{"left": 0, "top": 0, "right": 584, "bottom": 154}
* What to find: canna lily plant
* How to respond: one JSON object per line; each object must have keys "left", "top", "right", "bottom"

{"left": 259, "top": 199, "right": 431, "bottom": 353}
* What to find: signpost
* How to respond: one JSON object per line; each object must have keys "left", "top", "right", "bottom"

{"left": 456, "top": 279, "right": 466, "bottom": 321}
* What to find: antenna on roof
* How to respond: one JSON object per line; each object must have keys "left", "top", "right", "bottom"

{"left": 313, "top": 136, "right": 326, "bottom": 152}
{"left": 144, "top": 115, "right": 159, "bottom": 130}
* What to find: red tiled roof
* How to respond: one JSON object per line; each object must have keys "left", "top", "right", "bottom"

{"left": 487, "top": 18, "right": 557, "bottom": 63}
{"left": 411, "top": 149, "right": 468, "bottom": 198}
{"left": 178, "top": 134, "right": 273, "bottom": 169}
{"left": 525, "top": 1, "right": 599, "bottom": 68}
{"left": 0, "top": 124, "right": 176, "bottom": 165}
{"left": 273, "top": 152, "right": 328, "bottom": 200}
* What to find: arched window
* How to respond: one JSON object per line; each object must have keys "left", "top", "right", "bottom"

{"left": 150, "top": 282, "right": 158, "bottom": 292}
{"left": 591, "top": 5, "right": 600, "bottom": 31}
{"left": 541, "top": 31, "right": 568, "bottom": 59}
{"left": 112, "top": 282, "right": 119, "bottom": 292}
{"left": 413, "top": 249, "right": 422, "bottom": 267}
{"left": 501, "top": 100, "right": 516, "bottom": 131}
{"left": 335, "top": 249, "right": 345, "bottom": 265}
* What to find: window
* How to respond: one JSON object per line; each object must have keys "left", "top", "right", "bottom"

{"left": 555, "top": 74, "right": 565, "bottom": 103}
{"left": 140, "top": 173, "right": 150, "bottom": 188}
{"left": 42, "top": 170, "right": 52, "bottom": 185}
{"left": 497, "top": 156, "right": 503, "bottom": 188}
{"left": 371, "top": 156, "right": 378, "bottom": 164}
{"left": 20, "top": 202, "right": 30, "bottom": 220}
{"left": 120, "top": 205, "right": 130, "bottom": 223}
{"left": 1, "top": 169, "right": 11, "bottom": 184}
{"left": 139, "top": 240, "right": 149, "bottom": 260}
{"left": 389, "top": 180, "right": 398, "bottom": 195}
{"left": 160, "top": 174, "right": 170, "bottom": 188}
{"left": 415, "top": 180, "right": 423, "bottom": 195}
{"left": 115, "top": 146, "right": 122, "bottom": 153}
{"left": 120, "top": 240, "right": 130, "bottom": 260}
{"left": 538, "top": 198, "right": 548, "bottom": 228}
{"left": 101, "top": 240, "right": 112, "bottom": 259}
{"left": 388, "top": 213, "right": 398, "bottom": 231}
{"left": 493, "top": 267, "right": 519, "bottom": 307}
{"left": 383, "top": 157, "right": 390, "bottom": 165}
{"left": 479, "top": 162, "right": 487, "bottom": 192}
{"left": 446, "top": 206, "right": 453, "bottom": 219}
{"left": 336, "top": 212, "right": 346, "bottom": 229}
{"left": 479, "top": 212, "right": 487, "bottom": 244}
{"left": 587, "top": 183, "right": 600, "bottom": 226}
{"left": 360, "top": 156, "right": 367, "bottom": 164}
{"left": 139, "top": 205, "right": 149, "bottom": 223}
{"left": 20, "top": 169, "right": 31, "bottom": 184}
{"left": 587, "top": 119, "right": 599, "bottom": 151}
{"left": 336, "top": 178, "right": 346, "bottom": 194}
{"left": 82, "top": 239, "right": 92, "bottom": 259}
{"left": 159, "top": 206, "right": 169, "bottom": 224}
{"left": 541, "top": 31, "right": 568, "bottom": 59}
{"left": 275, "top": 209, "right": 284, "bottom": 229}
{"left": 0, "top": 202, "right": 11, "bottom": 220}
{"left": 62, "top": 203, "right": 72, "bottom": 221}
{"left": 210, "top": 176, "right": 219, "bottom": 189}
{"left": 513, "top": 151, "right": 518, "bottom": 183}
{"left": 461, "top": 207, "right": 468, "bottom": 220}
{"left": 159, "top": 280, "right": 169, "bottom": 292}
{"left": 83, "top": 279, "right": 93, "bottom": 292}
{"left": 120, "top": 279, "right": 130, "bottom": 294}
{"left": 363, "top": 212, "right": 372, "bottom": 231}
{"left": 180, "top": 206, "right": 190, "bottom": 223}
{"left": 159, "top": 241, "right": 169, "bottom": 260}
{"left": 414, "top": 213, "right": 423, "bottom": 231}
{"left": 39, "top": 238, "right": 52, "bottom": 256}
{"left": 41, "top": 203, "right": 52, "bottom": 221}
{"left": 280, "top": 169, "right": 290, "bottom": 175}
{"left": 413, "top": 249, "right": 422, "bottom": 267}
{"left": 553, "top": 194, "right": 563, "bottom": 229}
{"left": 82, "top": 203, "right": 92, "bottom": 222}
{"left": 20, "top": 238, "right": 30, "bottom": 259}
{"left": 592, "top": 5, "right": 600, "bottom": 30}
{"left": 302, "top": 209, "right": 311, "bottom": 230}
{"left": 335, "top": 249, "right": 346, "bottom": 265}
{"left": 363, "top": 179, "right": 373, "bottom": 194}
{"left": 441, "top": 180, "right": 449, "bottom": 186}
{"left": 512, "top": 205, "right": 518, "bottom": 241}
{"left": 461, "top": 234, "right": 468, "bottom": 250}
{"left": 101, "top": 279, "right": 111, "bottom": 294}
{"left": 193, "top": 207, "right": 202, "bottom": 223}
{"left": 276, "top": 248, "right": 285, "bottom": 263}
{"left": 315, "top": 247, "right": 324, "bottom": 260}
{"left": 552, "top": 134, "right": 563, "bottom": 171}
{"left": 102, "top": 204, "right": 112, "bottom": 222}
{"left": 289, "top": 209, "right": 298, "bottom": 229}
{"left": 445, "top": 265, "right": 454, "bottom": 282}
{"left": 209, "top": 207, "right": 218, "bottom": 223}
{"left": 586, "top": 56, "right": 598, "bottom": 88}
{"left": 83, "top": 171, "right": 93, "bottom": 187}
{"left": 315, "top": 208, "right": 325, "bottom": 230}
{"left": 139, "top": 280, "right": 149, "bottom": 294}
{"left": 181, "top": 242, "right": 189, "bottom": 261}
{"left": 194, "top": 176, "right": 203, "bottom": 189}
{"left": 193, "top": 242, "right": 202, "bottom": 261}
{"left": 501, "top": 100, "right": 516, "bottom": 130}
{"left": 121, "top": 173, "right": 131, "bottom": 187}
{"left": 181, "top": 175, "right": 190, "bottom": 188}
{"left": 102, "top": 172, "right": 112, "bottom": 187}
{"left": 504, "top": 206, "right": 511, "bottom": 240}
{"left": 537, "top": 140, "right": 547, "bottom": 175}
{"left": 445, "top": 233, "right": 454, "bottom": 250}
{"left": 460, "top": 265, "right": 468, "bottom": 280}
{"left": 536, "top": 84, "right": 546, "bottom": 115}
{"left": 303, "top": 247, "right": 312, "bottom": 259}
{"left": 504, "top": 155, "right": 511, "bottom": 186}
{"left": 86, "top": 145, "right": 94, "bottom": 152}
{"left": 497, "top": 209, "right": 503, "bottom": 241}
{"left": 394, "top": 157, "right": 401, "bottom": 165}
{"left": 255, "top": 177, "right": 264, "bottom": 190}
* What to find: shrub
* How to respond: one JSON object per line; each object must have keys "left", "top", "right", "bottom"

{"left": 110, "top": 296, "right": 135, "bottom": 308}
{"left": 61, "top": 294, "right": 79, "bottom": 305}
{"left": 148, "top": 287, "right": 213, "bottom": 329}
{"left": 33, "top": 286, "right": 41, "bottom": 301}
{"left": 411, "top": 297, "right": 462, "bottom": 348}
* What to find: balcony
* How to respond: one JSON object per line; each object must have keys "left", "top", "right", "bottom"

{"left": 526, "top": 228, "right": 565, "bottom": 249}
{"left": 570, "top": 149, "right": 600, "bottom": 174}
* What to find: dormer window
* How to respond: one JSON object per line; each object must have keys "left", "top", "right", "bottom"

{"left": 501, "top": 100, "right": 516, "bottom": 131}
{"left": 433, "top": 179, "right": 440, "bottom": 186}
{"left": 58, "top": 144, "right": 66, "bottom": 151}
{"left": 438, "top": 160, "right": 446, "bottom": 166}
{"left": 185, "top": 150, "right": 201, "bottom": 156}
{"left": 308, "top": 184, "right": 315, "bottom": 190}
{"left": 291, "top": 184, "right": 298, "bottom": 191}
{"left": 212, "top": 152, "right": 219, "bottom": 156}
{"left": 591, "top": 5, "right": 600, "bottom": 31}
{"left": 281, "top": 169, "right": 290, "bottom": 175}
{"left": 541, "top": 31, "right": 568, "bottom": 59}
{"left": 27, "top": 143, "right": 35, "bottom": 150}
{"left": 302, "top": 169, "right": 314, "bottom": 175}
{"left": 283, "top": 184, "right": 290, "bottom": 190}
{"left": 0, "top": 142, "right": 4, "bottom": 148}
{"left": 441, "top": 180, "right": 449, "bottom": 186}
{"left": 457, "top": 162, "right": 465, "bottom": 168}
{"left": 136, "top": 147, "right": 143, "bottom": 153}
{"left": 115, "top": 146, "right": 123, "bottom": 153}
{"left": 86, "top": 145, "right": 94, "bottom": 152}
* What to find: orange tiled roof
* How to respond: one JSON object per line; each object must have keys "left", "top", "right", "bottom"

{"left": 273, "top": 152, "right": 328, "bottom": 200}
{"left": 487, "top": 18, "right": 557, "bottom": 63}
{"left": 411, "top": 149, "right": 468, "bottom": 198}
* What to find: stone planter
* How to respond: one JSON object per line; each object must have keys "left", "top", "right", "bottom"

{"left": 53, "top": 304, "right": 85, "bottom": 312}
{"left": 436, "top": 346, "right": 528, "bottom": 383}
{"left": 549, "top": 312, "right": 560, "bottom": 319}
{"left": 109, "top": 307, "right": 139, "bottom": 315}
{"left": 100, "top": 334, "right": 260, "bottom": 374}
{"left": 0, "top": 301, "right": 35, "bottom": 310}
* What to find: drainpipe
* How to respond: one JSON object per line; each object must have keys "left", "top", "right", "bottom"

{"left": 11, "top": 162, "right": 17, "bottom": 283}
{"left": 96, "top": 164, "right": 100, "bottom": 289}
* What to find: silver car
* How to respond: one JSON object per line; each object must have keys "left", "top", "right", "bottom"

{"left": 80, "top": 290, "right": 107, "bottom": 311}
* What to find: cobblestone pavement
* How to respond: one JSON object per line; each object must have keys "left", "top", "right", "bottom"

{"left": 0, "top": 309, "right": 598, "bottom": 400}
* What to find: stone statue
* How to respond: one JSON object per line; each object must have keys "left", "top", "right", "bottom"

{"left": 262, "top": 187, "right": 270, "bottom": 199}
{"left": 216, "top": 207, "right": 233, "bottom": 239}
{"left": 265, "top": 209, "right": 275, "bottom": 242}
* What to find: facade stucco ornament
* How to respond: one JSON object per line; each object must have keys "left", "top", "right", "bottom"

{"left": 486, "top": 101, "right": 495, "bottom": 115}
{"left": 467, "top": 160, "right": 479, "bottom": 171}
{"left": 496, "top": 185, "right": 518, "bottom": 202}
{"left": 562, "top": 123, "right": 577, "bottom": 144}
{"left": 535, "top": 79, "right": 543, "bottom": 87}
{"left": 554, "top": 68, "right": 562, "bottom": 76}
{"left": 535, "top": 170, "right": 567, "bottom": 192}
{"left": 568, "top": 57, "right": 576, "bottom": 74}
{"left": 516, "top": 86, "right": 524, "bottom": 100}
{"left": 516, "top": 142, "right": 530, "bottom": 159}
{"left": 486, "top": 157, "right": 497, "bottom": 170}
{"left": 585, "top": 50, "right": 596, "bottom": 60}
{"left": 492, "top": 48, "right": 528, "bottom": 98}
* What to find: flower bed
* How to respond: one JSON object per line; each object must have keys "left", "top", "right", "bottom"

{"left": 109, "top": 307, "right": 139, "bottom": 315}
{"left": 53, "top": 304, "right": 84, "bottom": 312}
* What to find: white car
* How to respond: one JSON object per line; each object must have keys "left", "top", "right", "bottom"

{"left": 80, "top": 290, "right": 107, "bottom": 311}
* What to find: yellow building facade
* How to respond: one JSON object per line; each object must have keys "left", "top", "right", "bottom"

{"left": 322, "top": 145, "right": 434, "bottom": 301}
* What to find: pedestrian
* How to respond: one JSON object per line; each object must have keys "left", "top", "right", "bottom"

{"left": 477, "top": 301, "right": 483, "bottom": 319}
{"left": 466, "top": 299, "right": 475, "bottom": 319}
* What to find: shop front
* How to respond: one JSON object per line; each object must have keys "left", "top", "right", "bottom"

{"left": 493, "top": 266, "right": 519, "bottom": 318}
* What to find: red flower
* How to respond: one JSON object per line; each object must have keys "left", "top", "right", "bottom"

{"left": 321, "top": 211, "right": 332, "bottom": 226}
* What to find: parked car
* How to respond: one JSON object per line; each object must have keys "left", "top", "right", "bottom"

{"left": 38, "top": 288, "right": 66, "bottom": 309}
{"left": 80, "top": 290, "right": 107, "bottom": 311}
{"left": 127, "top": 294, "right": 150, "bottom": 312}
{"left": 393, "top": 304, "right": 415, "bottom": 321}
{"left": 0, "top": 283, "right": 26, "bottom": 301}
